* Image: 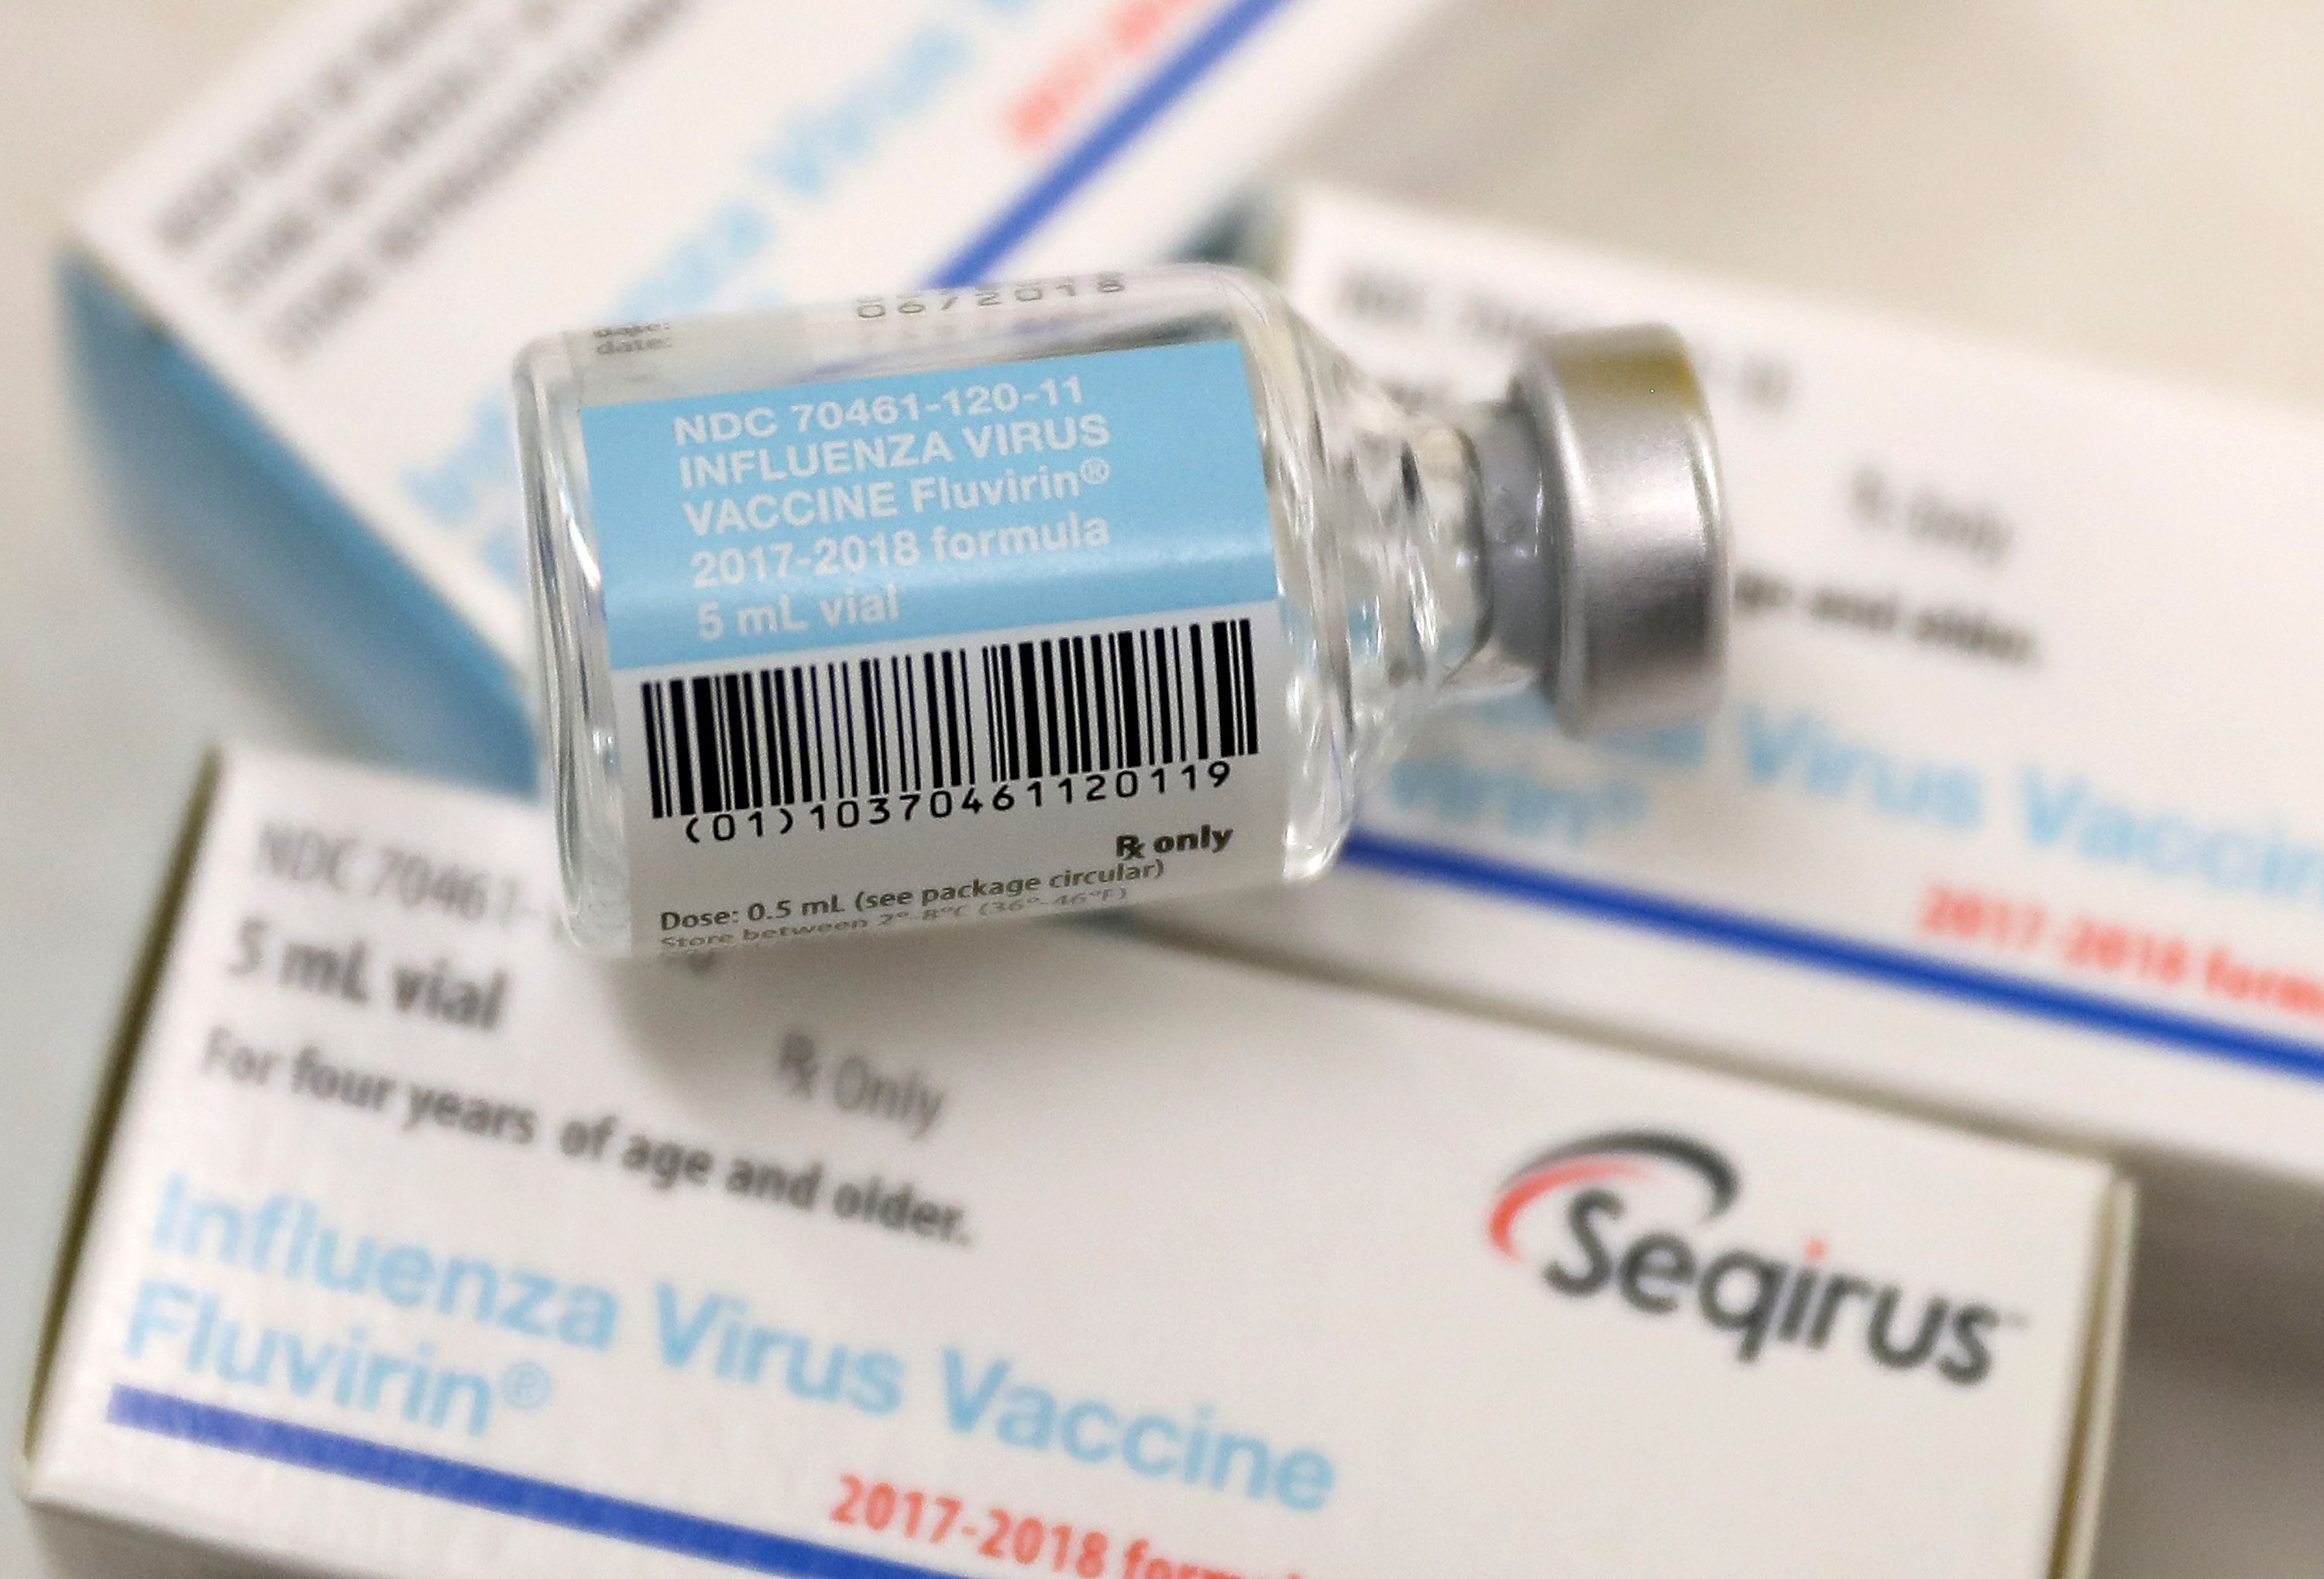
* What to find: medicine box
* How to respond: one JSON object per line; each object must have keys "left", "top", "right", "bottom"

{"left": 23, "top": 748, "right": 2128, "bottom": 1578}
{"left": 70, "top": 0, "right": 1448, "bottom": 697}
{"left": 1152, "top": 183, "right": 2324, "bottom": 1278}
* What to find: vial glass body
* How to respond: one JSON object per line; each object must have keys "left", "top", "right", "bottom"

{"left": 521, "top": 267, "right": 1607, "bottom": 955}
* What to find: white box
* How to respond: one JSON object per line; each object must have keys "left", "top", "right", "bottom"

{"left": 22, "top": 748, "right": 2128, "bottom": 1579}
{"left": 70, "top": 0, "right": 1446, "bottom": 696}
{"left": 1154, "top": 184, "right": 2324, "bottom": 1275}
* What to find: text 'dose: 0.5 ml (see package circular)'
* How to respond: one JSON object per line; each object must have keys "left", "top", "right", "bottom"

{"left": 517, "top": 266, "right": 1730, "bottom": 955}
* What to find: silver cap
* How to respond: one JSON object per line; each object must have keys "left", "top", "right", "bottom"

{"left": 1477, "top": 325, "right": 1730, "bottom": 737}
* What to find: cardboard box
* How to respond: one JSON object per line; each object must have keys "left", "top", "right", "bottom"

{"left": 1150, "top": 183, "right": 2324, "bottom": 1276}
{"left": 70, "top": 0, "right": 1447, "bottom": 698}
{"left": 23, "top": 748, "right": 2128, "bottom": 1578}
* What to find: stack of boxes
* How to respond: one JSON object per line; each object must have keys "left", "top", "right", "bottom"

{"left": 22, "top": 5, "right": 2323, "bottom": 1575}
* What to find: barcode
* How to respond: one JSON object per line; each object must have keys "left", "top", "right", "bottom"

{"left": 638, "top": 618, "right": 1260, "bottom": 820}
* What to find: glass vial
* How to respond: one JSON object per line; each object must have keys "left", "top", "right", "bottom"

{"left": 517, "top": 265, "right": 1727, "bottom": 955}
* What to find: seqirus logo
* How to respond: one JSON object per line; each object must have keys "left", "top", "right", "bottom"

{"left": 1490, "top": 1130, "right": 2007, "bottom": 1385}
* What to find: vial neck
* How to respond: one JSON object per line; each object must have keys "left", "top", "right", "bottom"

{"left": 1324, "top": 397, "right": 1526, "bottom": 788}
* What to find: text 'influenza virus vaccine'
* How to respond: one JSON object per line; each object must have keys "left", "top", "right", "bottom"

{"left": 517, "top": 267, "right": 1728, "bottom": 954}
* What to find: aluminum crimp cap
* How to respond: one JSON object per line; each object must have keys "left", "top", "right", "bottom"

{"left": 1477, "top": 324, "right": 1731, "bottom": 738}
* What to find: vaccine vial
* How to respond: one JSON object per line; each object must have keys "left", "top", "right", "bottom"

{"left": 518, "top": 266, "right": 1727, "bottom": 955}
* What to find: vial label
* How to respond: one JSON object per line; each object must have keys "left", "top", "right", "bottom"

{"left": 580, "top": 339, "right": 1288, "bottom": 948}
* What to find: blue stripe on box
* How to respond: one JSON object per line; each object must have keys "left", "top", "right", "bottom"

{"left": 1341, "top": 831, "right": 2324, "bottom": 1085}
{"left": 928, "top": 0, "right": 1297, "bottom": 285}
{"left": 105, "top": 1386, "right": 967, "bottom": 1578}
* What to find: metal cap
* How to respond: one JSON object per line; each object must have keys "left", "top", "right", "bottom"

{"left": 1479, "top": 325, "right": 1730, "bottom": 737}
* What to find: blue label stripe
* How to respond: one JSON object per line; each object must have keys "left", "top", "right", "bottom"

{"left": 928, "top": 0, "right": 1295, "bottom": 287}
{"left": 586, "top": 341, "right": 1277, "bottom": 670}
{"left": 1342, "top": 832, "right": 2324, "bottom": 1085}
{"left": 105, "top": 1386, "right": 967, "bottom": 1579}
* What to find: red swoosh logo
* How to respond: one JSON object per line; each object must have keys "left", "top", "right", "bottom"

{"left": 1488, "top": 1158, "right": 1647, "bottom": 1257}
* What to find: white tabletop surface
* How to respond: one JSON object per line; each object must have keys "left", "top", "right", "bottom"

{"left": 5, "top": 2, "right": 2322, "bottom": 1574}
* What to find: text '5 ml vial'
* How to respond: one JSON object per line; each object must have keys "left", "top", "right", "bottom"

{"left": 518, "top": 266, "right": 1728, "bottom": 955}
